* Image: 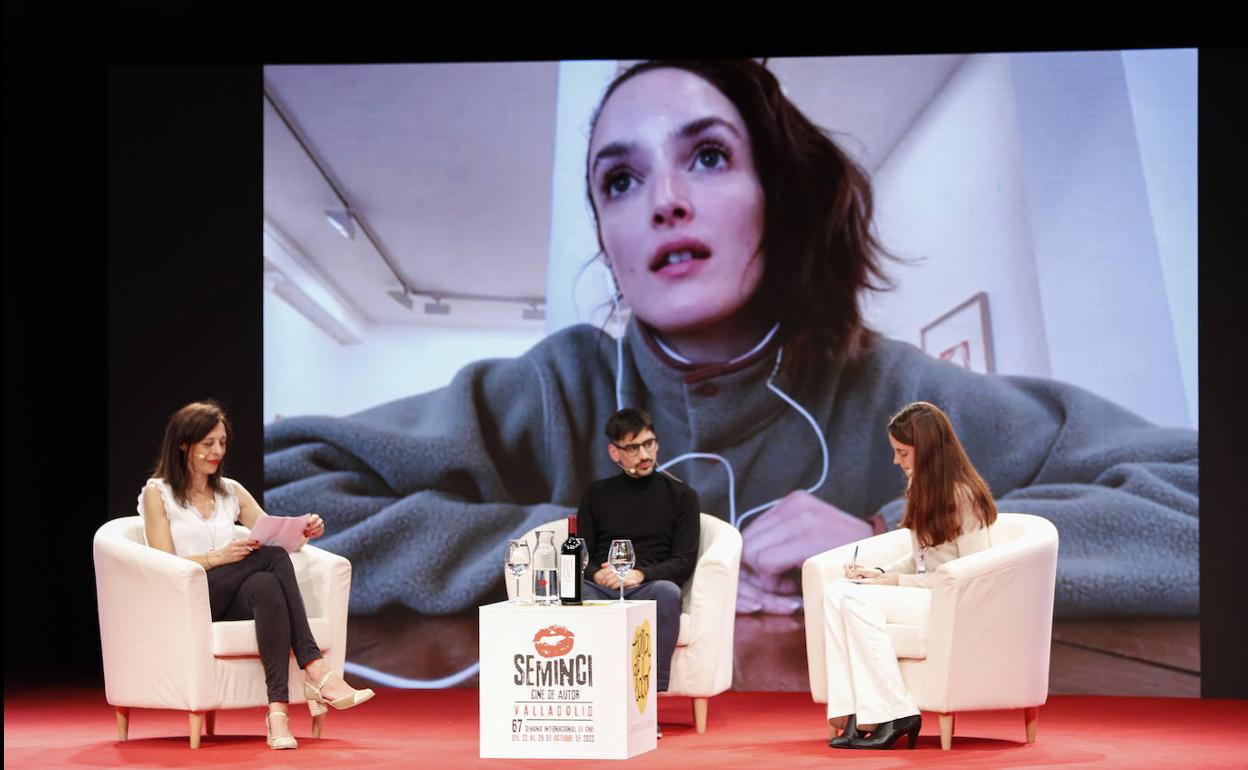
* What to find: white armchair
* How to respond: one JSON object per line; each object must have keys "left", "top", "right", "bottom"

{"left": 93, "top": 516, "right": 351, "bottom": 748}
{"left": 508, "top": 514, "right": 741, "bottom": 732}
{"left": 802, "top": 513, "right": 1058, "bottom": 750}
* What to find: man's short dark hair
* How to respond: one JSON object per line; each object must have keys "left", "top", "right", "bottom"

{"left": 605, "top": 408, "right": 653, "bottom": 443}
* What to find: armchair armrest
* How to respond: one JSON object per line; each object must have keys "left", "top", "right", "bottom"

{"left": 684, "top": 515, "right": 742, "bottom": 610}
{"left": 802, "top": 528, "right": 911, "bottom": 702}
{"left": 289, "top": 544, "right": 352, "bottom": 672}
{"left": 919, "top": 516, "right": 1059, "bottom": 712}
{"left": 676, "top": 515, "right": 741, "bottom": 694}
{"left": 93, "top": 524, "right": 216, "bottom": 710}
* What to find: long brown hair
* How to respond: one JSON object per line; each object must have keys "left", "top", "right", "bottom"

{"left": 585, "top": 59, "right": 894, "bottom": 387}
{"left": 888, "top": 401, "right": 995, "bottom": 547}
{"left": 153, "top": 400, "right": 231, "bottom": 507}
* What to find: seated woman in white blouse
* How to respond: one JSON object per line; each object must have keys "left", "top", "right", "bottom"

{"left": 824, "top": 401, "right": 996, "bottom": 750}
{"left": 138, "top": 401, "right": 373, "bottom": 750}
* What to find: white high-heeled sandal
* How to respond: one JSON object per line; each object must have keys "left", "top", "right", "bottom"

{"left": 266, "top": 711, "right": 298, "bottom": 750}
{"left": 304, "top": 670, "right": 375, "bottom": 716}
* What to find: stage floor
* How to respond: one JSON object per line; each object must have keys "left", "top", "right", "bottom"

{"left": 5, "top": 687, "right": 1246, "bottom": 769}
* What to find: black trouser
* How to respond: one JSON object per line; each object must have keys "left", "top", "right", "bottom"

{"left": 582, "top": 579, "right": 682, "bottom": 692}
{"left": 207, "top": 546, "right": 322, "bottom": 704}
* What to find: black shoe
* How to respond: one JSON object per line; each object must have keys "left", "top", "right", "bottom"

{"left": 848, "top": 714, "right": 921, "bottom": 750}
{"left": 828, "top": 714, "right": 864, "bottom": 749}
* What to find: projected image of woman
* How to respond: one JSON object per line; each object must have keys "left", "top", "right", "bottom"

{"left": 264, "top": 60, "right": 1197, "bottom": 626}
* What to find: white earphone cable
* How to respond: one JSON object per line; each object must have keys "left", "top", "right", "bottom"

{"left": 616, "top": 336, "right": 829, "bottom": 530}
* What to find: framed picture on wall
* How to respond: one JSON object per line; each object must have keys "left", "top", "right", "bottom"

{"left": 921, "top": 292, "right": 996, "bottom": 374}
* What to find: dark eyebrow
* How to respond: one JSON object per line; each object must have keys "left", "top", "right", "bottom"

{"left": 591, "top": 141, "right": 633, "bottom": 174}
{"left": 591, "top": 116, "right": 743, "bottom": 175}
{"left": 678, "top": 116, "right": 742, "bottom": 141}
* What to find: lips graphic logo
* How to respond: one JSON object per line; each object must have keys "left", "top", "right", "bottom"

{"left": 532, "top": 624, "right": 575, "bottom": 658}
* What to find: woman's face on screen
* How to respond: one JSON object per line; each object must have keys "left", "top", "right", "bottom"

{"left": 588, "top": 68, "right": 765, "bottom": 337}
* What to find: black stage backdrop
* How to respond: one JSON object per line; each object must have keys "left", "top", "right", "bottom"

{"left": 3, "top": 15, "right": 1243, "bottom": 697}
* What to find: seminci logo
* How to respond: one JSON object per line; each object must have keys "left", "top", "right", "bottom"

{"left": 532, "top": 625, "right": 575, "bottom": 658}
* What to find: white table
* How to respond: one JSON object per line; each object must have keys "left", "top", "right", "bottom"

{"left": 478, "top": 599, "right": 657, "bottom": 760}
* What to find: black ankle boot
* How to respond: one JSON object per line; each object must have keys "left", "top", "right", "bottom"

{"left": 848, "top": 714, "right": 921, "bottom": 750}
{"left": 828, "top": 714, "right": 863, "bottom": 749}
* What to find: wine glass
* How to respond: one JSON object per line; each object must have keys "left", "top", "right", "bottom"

{"left": 607, "top": 539, "right": 636, "bottom": 604}
{"left": 505, "top": 539, "right": 531, "bottom": 605}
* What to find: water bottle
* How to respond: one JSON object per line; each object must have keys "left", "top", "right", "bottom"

{"left": 532, "top": 530, "right": 560, "bottom": 606}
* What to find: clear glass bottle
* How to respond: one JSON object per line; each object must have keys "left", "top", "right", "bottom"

{"left": 532, "top": 530, "right": 560, "bottom": 606}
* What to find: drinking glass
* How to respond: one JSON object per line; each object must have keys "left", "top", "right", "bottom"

{"left": 607, "top": 539, "right": 636, "bottom": 603}
{"left": 505, "top": 539, "right": 531, "bottom": 605}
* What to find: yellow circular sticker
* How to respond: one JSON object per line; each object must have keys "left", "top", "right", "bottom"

{"left": 631, "top": 619, "right": 652, "bottom": 714}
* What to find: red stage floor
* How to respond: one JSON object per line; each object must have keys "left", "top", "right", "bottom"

{"left": 5, "top": 687, "right": 1247, "bottom": 769}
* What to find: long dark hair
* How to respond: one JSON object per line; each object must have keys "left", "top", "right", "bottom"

{"left": 153, "top": 400, "right": 231, "bottom": 506}
{"left": 586, "top": 59, "right": 893, "bottom": 386}
{"left": 888, "top": 401, "right": 996, "bottom": 547}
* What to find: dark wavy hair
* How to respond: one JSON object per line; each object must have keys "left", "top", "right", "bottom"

{"left": 586, "top": 59, "right": 893, "bottom": 386}
{"left": 153, "top": 400, "right": 232, "bottom": 506}
{"left": 888, "top": 401, "right": 996, "bottom": 547}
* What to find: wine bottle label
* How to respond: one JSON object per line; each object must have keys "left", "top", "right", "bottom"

{"left": 559, "top": 555, "right": 578, "bottom": 598}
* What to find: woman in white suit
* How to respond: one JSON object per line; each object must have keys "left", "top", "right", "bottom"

{"left": 824, "top": 401, "right": 996, "bottom": 750}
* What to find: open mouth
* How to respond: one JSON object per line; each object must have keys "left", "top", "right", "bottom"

{"left": 650, "top": 241, "right": 711, "bottom": 272}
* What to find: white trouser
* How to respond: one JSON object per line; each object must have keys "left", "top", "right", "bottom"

{"left": 823, "top": 580, "right": 924, "bottom": 726}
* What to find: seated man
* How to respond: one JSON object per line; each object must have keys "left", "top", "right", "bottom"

{"left": 577, "top": 407, "right": 700, "bottom": 698}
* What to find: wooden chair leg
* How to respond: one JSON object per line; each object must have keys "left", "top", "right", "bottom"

{"left": 204, "top": 710, "right": 216, "bottom": 737}
{"left": 312, "top": 711, "right": 326, "bottom": 739}
{"left": 1024, "top": 706, "right": 1039, "bottom": 743}
{"left": 938, "top": 712, "right": 954, "bottom": 751}
{"left": 115, "top": 707, "right": 130, "bottom": 741}
{"left": 692, "top": 697, "right": 708, "bottom": 733}
{"left": 188, "top": 712, "right": 203, "bottom": 749}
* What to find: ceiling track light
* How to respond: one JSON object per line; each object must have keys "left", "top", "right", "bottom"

{"left": 387, "top": 288, "right": 546, "bottom": 317}
{"left": 324, "top": 209, "right": 356, "bottom": 240}
{"left": 387, "top": 289, "right": 413, "bottom": 310}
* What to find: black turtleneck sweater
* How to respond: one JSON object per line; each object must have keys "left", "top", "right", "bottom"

{"left": 576, "top": 470, "right": 700, "bottom": 587}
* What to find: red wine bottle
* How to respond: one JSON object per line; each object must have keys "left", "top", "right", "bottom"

{"left": 559, "top": 515, "right": 585, "bottom": 605}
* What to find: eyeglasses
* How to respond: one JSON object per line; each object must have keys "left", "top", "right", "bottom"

{"left": 613, "top": 437, "right": 658, "bottom": 457}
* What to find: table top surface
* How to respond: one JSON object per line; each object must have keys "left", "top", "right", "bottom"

{"left": 480, "top": 599, "right": 655, "bottom": 615}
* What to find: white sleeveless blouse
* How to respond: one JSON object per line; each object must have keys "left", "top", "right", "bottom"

{"left": 136, "top": 477, "right": 242, "bottom": 557}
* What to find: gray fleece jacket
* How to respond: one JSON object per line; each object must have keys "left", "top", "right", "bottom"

{"left": 264, "top": 321, "right": 1198, "bottom": 618}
